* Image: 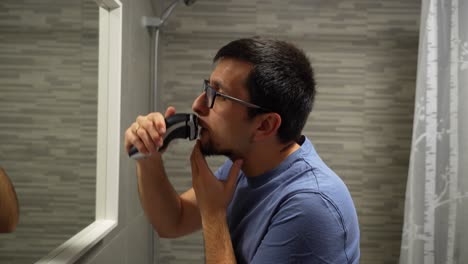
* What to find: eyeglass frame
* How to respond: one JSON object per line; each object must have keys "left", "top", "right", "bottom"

{"left": 203, "top": 80, "right": 272, "bottom": 112}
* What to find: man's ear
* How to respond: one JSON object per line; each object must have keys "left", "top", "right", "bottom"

{"left": 254, "top": 113, "right": 282, "bottom": 141}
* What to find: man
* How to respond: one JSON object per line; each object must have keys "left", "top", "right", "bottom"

{"left": 125, "top": 37, "right": 360, "bottom": 263}
{"left": 0, "top": 167, "right": 19, "bottom": 233}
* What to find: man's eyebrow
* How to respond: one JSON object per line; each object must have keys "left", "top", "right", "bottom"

{"left": 211, "top": 80, "right": 228, "bottom": 92}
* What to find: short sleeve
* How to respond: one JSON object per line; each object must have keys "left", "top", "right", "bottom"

{"left": 250, "top": 192, "right": 354, "bottom": 264}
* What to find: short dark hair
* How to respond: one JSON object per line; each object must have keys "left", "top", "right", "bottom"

{"left": 213, "top": 37, "right": 316, "bottom": 143}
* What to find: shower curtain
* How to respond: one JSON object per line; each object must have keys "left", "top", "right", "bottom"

{"left": 399, "top": 0, "right": 468, "bottom": 263}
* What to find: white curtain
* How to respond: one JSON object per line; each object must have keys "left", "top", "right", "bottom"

{"left": 400, "top": 0, "right": 468, "bottom": 263}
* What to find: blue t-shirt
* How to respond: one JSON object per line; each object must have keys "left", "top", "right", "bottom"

{"left": 214, "top": 136, "right": 360, "bottom": 264}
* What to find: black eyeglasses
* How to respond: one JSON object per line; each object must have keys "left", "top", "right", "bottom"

{"left": 203, "top": 80, "right": 271, "bottom": 112}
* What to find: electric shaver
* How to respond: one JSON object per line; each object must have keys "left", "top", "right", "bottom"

{"left": 128, "top": 113, "right": 198, "bottom": 160}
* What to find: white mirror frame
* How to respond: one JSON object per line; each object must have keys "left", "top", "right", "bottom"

{"left": 37, "top": 0, "right": 122, "bottom": 263}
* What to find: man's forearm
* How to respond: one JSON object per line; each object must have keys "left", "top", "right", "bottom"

{"left": 202, "top": 212, "right": 236, "bottom": 264}
{"left": 136, "top": 154, "right": 183, "bottom": 237}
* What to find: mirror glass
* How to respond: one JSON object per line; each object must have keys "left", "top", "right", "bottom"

{"left": 0, "top": 0, "right": 99, "bottom": 262}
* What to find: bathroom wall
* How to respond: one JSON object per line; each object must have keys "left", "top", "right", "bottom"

{"left": 156, "top": 0, "right": 421, "bottom": 263}
{"left": 0, "top": 1, "right": 98, "bottom": 262}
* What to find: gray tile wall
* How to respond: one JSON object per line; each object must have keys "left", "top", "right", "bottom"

{"left": 156, "top": 0, "right": 420, "bottom": 263}
{"left": 0, "top": 0, "right": 98, "bottom": 263}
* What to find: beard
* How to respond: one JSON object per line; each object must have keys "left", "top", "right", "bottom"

{"left": 200, "top": 136, "right": 233, "bottom": 158}
{"left": 198, "top": 127, "right": 236, "bottom": 158}
{"left": 199, "top": 133, "right": 252, "bottom": 163}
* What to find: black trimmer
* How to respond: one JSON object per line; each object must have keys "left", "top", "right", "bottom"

{"left": 128, "top": 113, "right": 198, "bottom": 160}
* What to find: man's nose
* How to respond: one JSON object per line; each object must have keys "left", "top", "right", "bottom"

{"left": 192, "top": 92, "right": 208, "bottom": 116}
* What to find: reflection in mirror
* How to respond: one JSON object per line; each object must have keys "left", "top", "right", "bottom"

{"left": 0, "top": 0, "right": 99, "bottom": 262}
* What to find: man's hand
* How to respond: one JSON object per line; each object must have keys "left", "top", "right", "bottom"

{"left": 124, "top": 107, "right": 176, "bottom": 156}
{"left": 190, "top": 140, "right": 243, "bottom": 219}
{"left": 190, "top": 140, "right": 242, "bottom": 264}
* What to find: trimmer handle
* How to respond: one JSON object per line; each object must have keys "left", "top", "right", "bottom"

{"left": 128, "top": 113, "right": 198, "bottom": 160}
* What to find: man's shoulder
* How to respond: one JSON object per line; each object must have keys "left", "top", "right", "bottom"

{"left": 276, "top": 148, "right": 357, "bottom": 223}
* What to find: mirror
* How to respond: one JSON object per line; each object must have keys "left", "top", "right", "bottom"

{"left": 0, "top": 0, "right": 121, "bottom": 262}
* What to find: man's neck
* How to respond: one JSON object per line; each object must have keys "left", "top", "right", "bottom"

{"left": 240, "top": 141, "right": 300, "bottom": 177}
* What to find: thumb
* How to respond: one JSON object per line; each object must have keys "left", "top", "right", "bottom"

{"left": 226, "top": 160, "right": 243, "bottom": 194}
{"left": 164, "top": 106, "right": 176, "bottom": 118}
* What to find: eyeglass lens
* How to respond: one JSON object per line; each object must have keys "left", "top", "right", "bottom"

{"left": 204, "top": 82, "right": 215, "bottom": 108}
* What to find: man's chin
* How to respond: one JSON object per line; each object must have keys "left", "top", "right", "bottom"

{"left": 199, "top": 140, "right": 217, "bottom": 157}
{"left": 198, "top": 133, "right": 211, "bottom": 154}
{"left": 199, "top": 138, "right": 233, "bottom": 158}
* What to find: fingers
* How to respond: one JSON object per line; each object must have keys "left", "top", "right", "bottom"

{"left": 164, "top": 106, "right": 176, "bottom": 118}
{"left": 191, "top": 140, "right": 208, "bottom": 173}
{"left": 124, "top": 107, "right": 176, "bottom": 155}
{"left": 190, "top": 141, "right": 207, "bottom": 188}
{"left": 136, "top": 114, "right": 163, "bottom": 153}
{"left": 190, "top": 140, "right": 243, "bottom": 215}
{"left": 124, "top": 122, "right": 148, "bottom": 153}
{"left": 190, "top": 145, "right": 199, "bottom": 188}
{"left": 191, "top": 140, "right": 242, "bottom": 190}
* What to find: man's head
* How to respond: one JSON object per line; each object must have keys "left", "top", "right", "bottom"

{"left": 192, "top": 37, "right": 316, "bottom": 158}
{"left": 214, "top": 37, "right": 316, "bottom": 143}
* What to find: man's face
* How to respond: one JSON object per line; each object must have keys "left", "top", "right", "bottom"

{"left": 192, "top": 58, "right": 256, "bottom": 159}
